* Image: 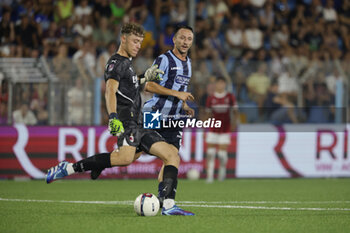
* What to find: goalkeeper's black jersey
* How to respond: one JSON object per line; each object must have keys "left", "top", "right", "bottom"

{"left": 104, "top": 53, "right": 142, "bottom": 125}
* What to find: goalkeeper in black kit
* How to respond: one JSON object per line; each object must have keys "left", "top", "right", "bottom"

{"left": 46, "top": 23, "right": 194, "bottom": 216}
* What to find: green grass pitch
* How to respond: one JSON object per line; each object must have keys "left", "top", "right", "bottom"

{"left": 0, "top": 178, "right": 350, "bottom": 233}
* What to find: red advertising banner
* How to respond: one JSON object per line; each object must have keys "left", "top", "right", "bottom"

{"left": 1, "top": 124, "right": 349, "bottom": 179}
{"left": 0, "top": 124, "right": 237, "bottom": 179}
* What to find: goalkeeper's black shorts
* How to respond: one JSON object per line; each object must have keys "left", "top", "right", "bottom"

{"left": 117, "top": 124, "right": 165, "bottom": 154}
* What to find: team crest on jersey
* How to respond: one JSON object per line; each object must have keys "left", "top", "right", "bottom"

{"left": 108, "top": 64, "right": 114, "bottom": 71}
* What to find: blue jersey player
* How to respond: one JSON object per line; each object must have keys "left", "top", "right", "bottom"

{"left": 143, "top": 25, "right": 195, "bottom": 207}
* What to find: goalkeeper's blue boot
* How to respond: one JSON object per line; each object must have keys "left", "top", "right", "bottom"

{"left": 46, "top": 161, "right": 69, "bottom": 184}
{"left": 162, "top": 205, "right": 195, "bottom": 216}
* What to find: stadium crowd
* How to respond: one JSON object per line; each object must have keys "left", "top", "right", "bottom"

{"left": 0, "top": 0, "right": 349, "bottom": 125}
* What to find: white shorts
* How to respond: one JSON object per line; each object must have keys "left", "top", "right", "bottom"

{"left": 206, "top": 132, "right": 231, "bottom": 145}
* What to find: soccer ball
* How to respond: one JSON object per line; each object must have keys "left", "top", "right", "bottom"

{"left": 186, "top": 168, "right": 200, "bottom": 180}
{"left": 134, "top": 193, "right": 160, "bottom": 216}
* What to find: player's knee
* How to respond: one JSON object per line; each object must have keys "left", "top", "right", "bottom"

{"left": 218, "top": 151, "right": 228, "bottom": 164}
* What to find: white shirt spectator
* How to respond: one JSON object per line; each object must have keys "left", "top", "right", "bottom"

{"left": 74, "top": 4, "right": 92, "bottom": 20}
{"left": 250, "top": 0, "right": 266, "bottom": 8}
{"left": 226, "top": 29, "right": 243, "bottom": 47}
{"left": 73, "top": 23, "right": 93, "bottom": 38}
{"left": 13, "top": 105, "right": 37, "bottom": 125}
{"left": 207, "top": 0, "right": 229, "bottom": 25}
{"left": 72, "top": 50, "right": 96, "bottom": 72}
{"left": 278, "top": 72, "right": 298, "bottom": 94}
{"left": 326, "top": 73, "right": 343, "bottom": 94}
{"left": 323, "top": 7, "right": 337, "bottom": 22}
{"left": 244, "top": 28, "right": 263, "bottom": 50}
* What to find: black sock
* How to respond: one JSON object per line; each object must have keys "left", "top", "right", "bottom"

{"left": 73, "top": 153, "right": 111, "bottom": 172}
{"left": 158, "top": 181, "right": 164, "bottom": 197}
{"left": 161, "top": 165, "right": 178, "bottom": 200}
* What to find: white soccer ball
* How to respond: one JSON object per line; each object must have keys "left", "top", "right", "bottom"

{"left": 186, "top": 168, "right": 200, "bottom": 180}
{"left": 134, "top": 193, "right": 160, "bottom": 216}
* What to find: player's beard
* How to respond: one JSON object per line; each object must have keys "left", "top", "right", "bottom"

{"left": 175, "top": 45, "right": 187, "bottom": 56}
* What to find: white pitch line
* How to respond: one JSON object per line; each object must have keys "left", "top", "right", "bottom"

{"left": 1, "top": 197, "right": 350, "bottom": 211}
{"left": 177, "top": 200, "right": 350, "bottom": 204}
{"left": 179, "top": 204, "right": 350, "bottom": 211}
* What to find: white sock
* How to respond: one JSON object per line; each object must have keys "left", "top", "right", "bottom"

{"left": 218, "top": 150, "right": 228, "bottom": 181}
{"left": 163, "top": 199, "right": 175, "bottom": 209}
{"left": 206, "top": 147, "right": 216, "bottom": 182}
{"left": 66, "top": 163, "right": 76, "bottom": 175}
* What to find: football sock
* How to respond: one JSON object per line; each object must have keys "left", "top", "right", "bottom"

{"left": 73, "top": 153, "right": 111, "bottom": 172}
{"left": 206, "top": 147, "right": 216, "bottom": 182}
{"left": 163, "top": 199, "right": 175, "bottom": 210}
{"left": 158, "top": 181, "right": 164, "bottom": 197}
{"left": 161, "top": 165, "right": 178, "bottom": 201}
{"left": 218, "top": 150, "right": 228, "bottom": 181}
{"left": 66, "top": 163, "right": 75, "bottom": 175}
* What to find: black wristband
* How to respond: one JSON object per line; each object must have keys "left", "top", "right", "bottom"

{"left": 109, "top": 112, "right": 118, "bottom": 119}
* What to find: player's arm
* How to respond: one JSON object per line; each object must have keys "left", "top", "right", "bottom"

{"left": 144, "top": 81, "right": 194, "bottom": 102}
{"left": 182, "top": 101, "right": 195, "bottom": 117}
{"left": 105, "top": 79, "right": 124, "bottom": 136}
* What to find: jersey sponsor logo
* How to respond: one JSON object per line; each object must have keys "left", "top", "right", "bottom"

{"left": 143, "top": 110, "right": 161, "bottom": 129}
{"left": 171, "top": 67, "right": 182, "bottom": 70}
{"left": 129, "top": 134, "right": 134, "bottom": 142}
{"left": 175, "top": 74, "right": 190, "bottom": 85}
{"left": 132, "top": 75, "right": 139, "bottom": 88}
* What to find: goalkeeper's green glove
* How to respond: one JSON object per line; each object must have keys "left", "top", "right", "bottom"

{"left": 140, "top": 64, "right": 164, "bottom": 84}
{"left": 108, "top": 113, "right": 124, "bottom": 136}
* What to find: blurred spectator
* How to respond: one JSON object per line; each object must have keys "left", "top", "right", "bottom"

{"left": 259, "top": 2, "right": 274, "bottom": 31}
{"left": 93, "top": 0, "right": 112, "bottom": 23}
{"left": 54, "top": 0, "right": 74, "bottom": 23}
{"left": 231, "top": 0, "right": 253, "bottom": 21}
{"left": 97, "top": 41, "right": 117, "bottom": 77}
{"left": 73, "top": 39, "right": 96, "bottom": 77}
{"left": 270, "top": 24, "right": 289, "bottom": 49}
{"left": 67, "top": 78, "right": 84, "bottom": 125}
{"left": 225, "top": 16, "right": 243, "bottom": 57}
{"left": 0, "top": 8, "right": 15, "bottom": 45}
{"left": 42, "top": 21, "right": 61, "bottom": 56}
{"left": 74, "top": 0, "right": 92, "bottom": 20}
{"left": 196, "top": 0, "right": 208, "bottom": 19}
{"left": 15, "top": 15, "right": 40, "bottom": 55}
{"left": 52, "top": 43, "right": 73, "bottom": 81}
{"left": 243, "top": 18, "right": 263, "bottom": 50}
{"left": 339, "top": 0, "right": 350, "bottom": 27}
{"left": 133, "top": 46, "right": 154, "bottom": 75}
{"left": 304, "top": 23, "right": 323, "bottom": 51}
{"left": 158, "top": 24, "right": 174, "bottom": 54}
{"left": 169, "top": 0, "right": 188, "bottom": 25}
{"left": 246, "top": 64, "right": 270, "bottom": 111}
{"left": 207, "top": 0, "right": 230, "bottom": 27}
{"left": 277, "top": 69, "right": 298, "bottom": 98}
{"left": 110, "top": 0, "right": 132, "bottom": 24}
{"left": 93, "top": 17, "right": 114, "bottom": 52}
{"left": 60, "top": 17, "right": 76, "bottom": 47}
{"left": 154, "top": 0, "right": 172, "bottom": 30}
{"left": 325, "top": 69, "right": 343, "bottom": 95}
{"left": 323, "top": 0, "right": 338, "bottom": 22}
{"left": 73, "top": 15, "right": 93, "bottom": 39}
{"left": 13, "top": 103, "right": 37, "bottom": 125}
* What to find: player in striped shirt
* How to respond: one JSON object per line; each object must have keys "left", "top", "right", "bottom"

{"left": 143, "top": 25, "right": 195, "bottom": 207}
